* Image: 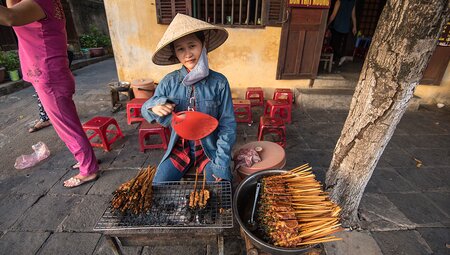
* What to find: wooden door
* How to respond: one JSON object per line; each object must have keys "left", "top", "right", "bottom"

{"left": 420, "top": 46, "right": 450, "bottom": 85}
{"left": 276, "top": 8, "right": 328, "bottom": 79}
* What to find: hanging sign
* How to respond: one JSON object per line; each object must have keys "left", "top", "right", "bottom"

{"left": 288, "top": 0, "right": 330, "bottom": 8}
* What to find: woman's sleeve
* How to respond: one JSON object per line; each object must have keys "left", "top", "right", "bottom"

{"left": 207, "top": 80, "right": 237, "bottom": 180}
{"left": 141, "top": 78, "right": 172, "bottom": 127}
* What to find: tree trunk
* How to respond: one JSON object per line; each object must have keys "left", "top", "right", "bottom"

{"left": 325, "top": 0, "right": 448, "bottom": 228}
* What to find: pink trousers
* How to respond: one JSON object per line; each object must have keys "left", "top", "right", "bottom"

{"left": 34, "top": 77, "right": 98, "bottom": 176}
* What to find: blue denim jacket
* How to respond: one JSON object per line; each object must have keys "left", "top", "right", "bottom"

{"left": 141, "top": 66, "right": 237, "bottom": 180}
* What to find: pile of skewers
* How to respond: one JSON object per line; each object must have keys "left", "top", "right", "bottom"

{"left": 111, "top": 165, "right": 157, "bottom": 214}
{"left": 258, "top": 164, "right": 342, "bottom": 247}
{"left": 189, "top": 168, "right": 210, "bottom": 209}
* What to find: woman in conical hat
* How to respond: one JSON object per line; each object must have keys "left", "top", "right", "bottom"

{"left": 142, "top": 14, "right": 237, "bottom": 183}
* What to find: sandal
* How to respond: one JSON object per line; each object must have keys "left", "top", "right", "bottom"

{"left": 63, "top": 174, "right": 99, "bottom": 188}
{"left": 29, "top": 120, "right": 51, "bottom": 133}
{"left": 71, "top": 159, "right": 101, "bottom": 169}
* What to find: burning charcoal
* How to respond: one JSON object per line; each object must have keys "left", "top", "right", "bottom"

{"left": 164, "top": 203, "right": 176, "bottom": 213}
{"left": 185, "top": 208, "right": 195, "bottom": 222}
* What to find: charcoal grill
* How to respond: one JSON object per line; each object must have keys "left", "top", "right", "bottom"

{"left": 94, "top": 181, "right": 233, "bottom": 255}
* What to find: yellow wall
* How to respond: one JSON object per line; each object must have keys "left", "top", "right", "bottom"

{"left": 415, "top": 62, "right": 450, "bottom": 104}
{"left": 104, "top": 0, "right": 309, "bottom": 98}
{"left": 104, "top": 0, "right": 449, "bottom": 104}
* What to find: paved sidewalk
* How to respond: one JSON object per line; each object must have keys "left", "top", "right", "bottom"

{"left": 0, "top": 55, "right": 112, "bottom": 97}
{"left": 0, "top": 59, "right": 448, "bottom": 255}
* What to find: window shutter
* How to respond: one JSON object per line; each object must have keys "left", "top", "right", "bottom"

{"left": 156, "top": 0, "right": 192, "bottom": 24}
{"left": 264, "top": 0, "right": 286, "bottom": 26}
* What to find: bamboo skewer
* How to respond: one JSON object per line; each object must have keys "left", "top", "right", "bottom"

{"left": 111, "top": 165, "right": 157, "bottom": 214}
{"left": 298, "top": 237, "right": 342, "bottom": 246}
{"left": 257, "top": 164, "right": 342, "bottom": 249}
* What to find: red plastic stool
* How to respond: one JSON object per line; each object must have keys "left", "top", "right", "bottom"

{"left": 82, "top": 116, "right": 124, "bottom": 152}
{"left": 233, "top": 99, "right": 252, "bottom": 125}
{"left": 245, "top": 87, "right": 264, "bottom": 107}
{"left": 264, "top": 99, "right": 292, "bottom": 124}
{"left": 139, "top": 122, "right": 170, "bottom": 152}
{"left": 273, "top": 88, "right": 293, "bottom": 103}
{"left": 257, "top": 116, "right": 286, "bottom": 148}
{"left": 126, "top": 98, "right": 147, "bottom": 125}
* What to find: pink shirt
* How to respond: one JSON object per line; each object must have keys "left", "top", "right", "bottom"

{"left": 13, "top": 0, "right": 72, "bottom": 85}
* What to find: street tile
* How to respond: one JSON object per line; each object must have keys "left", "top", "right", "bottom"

{"left": 364, "top": 176, "right": 381, "bottom": 193}
{"left": 417, "top": 227, "right": 450, "bottom": 255}
{"left": 0, "top": 231, "right": 51, "bottom": 255}
{"left": 379, "top": 147, "right": 417, "bottom": 168}
{"left": 223, "top": 236, "right": 245, "bottom": 255}
{"left": 48, "top": 169, "right": 100, "bottom": 195}
{"left": 372, "top": 230, "right": 433, "bottom": 255}
{"left": 323, "top": 110, "right": 349, "bottom": 123}
{"left": 359, "top": 193, "right": 416, "bottom": 231}
{"left": 284, "top": 149, "right": 333, "bottom": 168}
{"left": 303, "top": 109, "right": 337, "bottom": 123}
{"left": 95, "top": 149, "right": 121, "bottom": 170}
{"left": 323, "top": 230, "right": 383, "bottom": 255}
{"left": 309, "top": 167, "right": 327, "bottom": 184}
{"left": 4, "top": 168, "right": 67, "bottom": 196}
{"left": 33, "top": 146, "right": 75, "bottom": 170}
{"left": 401, "top": 148, "right": 450, "bottom": 167}
{"left": 94, "top": 235, "right": 143, "bottom": 255}
{"left": 89, "top": 169, "right": 140, "bottom": 195}
{"left": 39, "top": 232, "right": 101, "bottom": 255}
{"left": 368, "top": 167, "right": 417, "bottom": 193}
{"left": 395, "top": 167, "right": 450, "bottom": 192}
{"left": 285, "top": 135, "right": 310, "bottom": 151}
{"left": 302, "top": 134, "right": 338, "bottom": 150}
{"left": 390, "top": 134, "right": 450, "bottom": 149}
{"left": 299, "top": 122, "right": 343, "bottom": 136}
{"left": 60, "top": 195, "right": 110, "bottom": 232}
{"left": 397, "top": 114, "right": 447, "bottom": 135}
{"left": 0, "top": 194, "right": 41, "bottom": 231}
{"left": 384, "top": 193, "right": 447, "bottom": 225}
{"left": 12, "top": 194, "right": 82, "bottom": 231}
{"left": 142, "top": 149, "right": 166, "bottom": 167}
{"left": 0, "top": 175, "right": 28, "bottom": 194}
{"left": 142, "top": 245, "right": 206, "bottom": 255}
{"left": 109, "top": 134, "right": 149, "bottom": 169}
{"left": 423, "top": 192, "right": 450, "bottom": 218}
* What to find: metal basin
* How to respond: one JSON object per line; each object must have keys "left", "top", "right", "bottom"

{"left": 233, "top": 169, "right": 315, "bottom": 255}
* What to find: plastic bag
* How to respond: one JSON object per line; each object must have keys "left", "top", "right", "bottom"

{"left": 14, "top": 141, "right": 50, "bottom": 169}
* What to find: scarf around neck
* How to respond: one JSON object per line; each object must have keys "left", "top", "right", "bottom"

{"left": 182, "top": 47, "right": 209, "bottom": 86}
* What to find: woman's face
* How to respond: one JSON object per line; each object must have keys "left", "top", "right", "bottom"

{"left": 173, "top": 34, "right": 203, "bottom": 71}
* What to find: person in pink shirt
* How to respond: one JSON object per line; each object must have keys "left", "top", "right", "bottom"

{"left": 0, "top": 0, "right": 99, "bottom": 187}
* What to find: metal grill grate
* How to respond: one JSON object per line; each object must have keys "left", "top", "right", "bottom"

{"left": 94, "top": 181, "right": 233, "bottom": 231}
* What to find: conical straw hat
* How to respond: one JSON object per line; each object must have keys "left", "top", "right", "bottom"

{"left": 152, "top": 13, "right": 228, "bottom": 65}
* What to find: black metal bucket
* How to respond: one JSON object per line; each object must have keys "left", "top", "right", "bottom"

{"left": 233, "top": 169, "right": 315, "bottom": 255}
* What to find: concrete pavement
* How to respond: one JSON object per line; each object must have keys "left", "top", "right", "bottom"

{"left": 0, "top": 59, "right": 449, "bottom": 255}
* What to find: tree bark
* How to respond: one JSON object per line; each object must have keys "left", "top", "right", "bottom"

{"left": 325, "top": 0, "right": 449, "bottom": 228}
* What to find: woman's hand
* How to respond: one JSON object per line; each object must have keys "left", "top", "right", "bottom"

{"left": 151, "top": 103, "right": 176, "bottom": 116}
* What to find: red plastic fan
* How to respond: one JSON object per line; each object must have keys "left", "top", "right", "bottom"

{"left": 171, "top": 111, "right": 218, "bottom": 140}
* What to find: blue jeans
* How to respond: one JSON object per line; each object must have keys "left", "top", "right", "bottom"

{"left": 153, "top": 147, "right": 217, "bottom": 183}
